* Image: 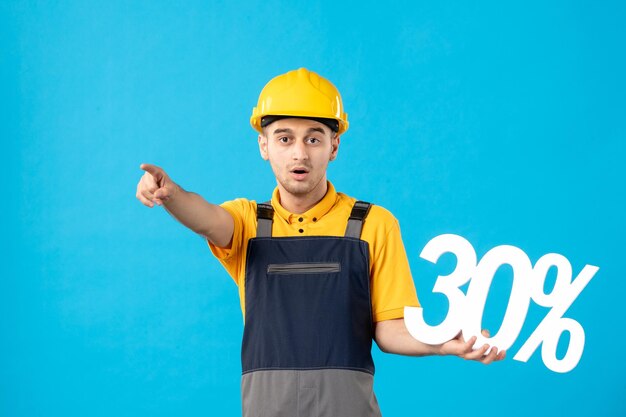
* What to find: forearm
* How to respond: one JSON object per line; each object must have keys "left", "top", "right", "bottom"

{"left": 374, "top": 318, "right": 442, "bottom": 357}
{"left": 162, "top": 185, "right": 234, "bottom": 247}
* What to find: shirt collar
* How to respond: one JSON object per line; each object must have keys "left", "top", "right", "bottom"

{"left": 271, "top": 181, "right": 338, "bottom": 224}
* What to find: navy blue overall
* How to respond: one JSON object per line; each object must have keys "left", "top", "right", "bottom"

{"left": 241, "top": 201, "right": 382, "bottom": 417}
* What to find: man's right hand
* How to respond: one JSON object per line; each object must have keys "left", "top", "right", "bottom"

{"left": 136, "top": 163, "right": 179, "bottom": 207}
{"left": 134, "top": 162, "right": 234, "bottom": 247}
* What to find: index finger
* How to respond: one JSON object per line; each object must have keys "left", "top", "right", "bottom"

{"left": 463, "top": 343, "right": 489, "bottom": 361}
{"left": 140, "top": 163, "right": 163, "bottom": 180}
{"left": 457, "top": 335, "right": 477, "bottom": 355}
{"left": 479, "top": 346, "right": 499, "bottom": 365}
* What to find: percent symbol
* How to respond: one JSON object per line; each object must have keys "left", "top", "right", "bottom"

{"left": 513, "top": 253, "right": 599, "bottom": 373}
{"left": 404, "top": 234, "right": 600, "bottom": 373}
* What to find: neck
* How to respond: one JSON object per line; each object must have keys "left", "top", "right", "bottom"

{"left": 277, "top": 179, "right": 328, "bottom": 214}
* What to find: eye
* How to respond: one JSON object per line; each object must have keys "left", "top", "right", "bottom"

{"left": 307, "top": 137, "right": 321, "bottom": 144}
{"left": 277, "top": 136, "right": 290, "bottom": 143}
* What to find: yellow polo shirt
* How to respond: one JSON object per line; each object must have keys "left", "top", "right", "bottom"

{"left": 208, "top": 182, "right": 420, "bottom": 322}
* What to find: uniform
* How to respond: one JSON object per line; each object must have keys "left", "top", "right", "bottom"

{"left": 208, "top": 182, "right": 419, "bottom": 417}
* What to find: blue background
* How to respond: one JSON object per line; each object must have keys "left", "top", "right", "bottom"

{"left": 2, "top": 1, "right": 625, "bottom": 416}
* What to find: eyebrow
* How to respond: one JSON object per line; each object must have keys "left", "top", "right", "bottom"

{"left": 272, "top": 127, "right": 326, "bottom": 135}
{"left": 272, "top": 128, "right": 293, "bottom": 135}
{"left": 307, "top": 127, "right": 326, "bottom": 135}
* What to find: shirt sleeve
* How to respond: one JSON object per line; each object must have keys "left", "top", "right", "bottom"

{"left": 207, "top": 198, "right": 255, "bottom": 286}
{"left": 367, "top": 207, "right": 420, "bottom": 322}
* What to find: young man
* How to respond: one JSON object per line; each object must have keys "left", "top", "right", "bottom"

{"left": 136, "top": 68, "right": 504, "bottom": 417}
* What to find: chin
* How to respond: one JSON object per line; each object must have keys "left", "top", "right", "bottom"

{"left": 278, "top": 178, "right": 315, "bottom": 195}
{"left": 277, "top": 173, "right": 326, "bottom": 197}
{"left": 283, "top": 183, "right": 314, "bottom": 196}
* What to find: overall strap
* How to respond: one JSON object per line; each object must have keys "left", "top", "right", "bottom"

{"left": 345, "top": 201, "right": 372, "bottom": 238}
{"left": 256, "top": 201, "right": 274, "bottom": 237}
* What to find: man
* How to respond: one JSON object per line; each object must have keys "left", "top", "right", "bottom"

{"left": 136, "top": 68, "right": 504, "bottom": 416}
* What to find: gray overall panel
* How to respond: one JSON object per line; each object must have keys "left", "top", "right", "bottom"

{"left": 242, "top": 369, "right": 382, "bottom": 417}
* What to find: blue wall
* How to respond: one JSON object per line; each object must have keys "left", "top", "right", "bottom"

{"left": 2, "top": 1, "right": 624, "bottom": 416}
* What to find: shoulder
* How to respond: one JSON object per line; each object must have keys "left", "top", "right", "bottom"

{"left": 220, "top": 198, "right": 258, "bottom": 223}
{"left": 367, "top": 204, "right": 399, "bottom": 228}
{"left": 221, "top": 197, "right": 256, "bottom": 209}
{"left": 336, "top": 192, "right": 399, "bottom": 233}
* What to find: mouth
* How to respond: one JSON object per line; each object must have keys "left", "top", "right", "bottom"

{"left": 290, "top": 167, "right": 310, "bottom": 175}
{"left": 290, "top": 167, "right": 310, "bottom": 180}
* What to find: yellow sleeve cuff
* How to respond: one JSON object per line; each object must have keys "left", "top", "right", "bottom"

{"left": 206, "top": 204, "right": 240, "bottom": 260}
{"left": 373, "top": 304, "right": 420, "bottom": 323}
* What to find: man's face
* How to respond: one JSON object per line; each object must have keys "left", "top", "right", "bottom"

{"left": 258, "top": 118, "right": 340, "bottom": 199}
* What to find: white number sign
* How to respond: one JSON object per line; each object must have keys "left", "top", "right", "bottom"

{"left": 404, "top": 234, "right": 599, "bottom": 373}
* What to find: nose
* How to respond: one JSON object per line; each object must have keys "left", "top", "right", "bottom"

{"left": 291, "top": 139, "right": 309, "bottom": 160}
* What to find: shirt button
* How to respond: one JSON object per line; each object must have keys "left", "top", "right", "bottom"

{"left": 298, "top": 217, "right": 303, "bottom": 222}
{"left": 312, "top": 217, "right": 317, "bottom": 222}
{"left": 298, "top": 229, "right": 304, "bottom": 233}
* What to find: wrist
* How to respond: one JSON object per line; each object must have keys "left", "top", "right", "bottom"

{"left": 435, "top": 344, "right": 444, "bottom": 356}
{"left": 434, "top": 342, "right": 446, "bottom": 356}
{"left": 164, "top": 183, "right": 182, "bottom": 206}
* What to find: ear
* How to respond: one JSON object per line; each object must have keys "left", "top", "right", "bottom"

{"left": 258, "top": 134, "right": 269, "bottom": 161}
{"left": 329, "top": 134, "right": 341, "bottom": 161}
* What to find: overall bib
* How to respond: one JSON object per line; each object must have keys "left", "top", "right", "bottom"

{"left": 241, "top": 201, "right": 382, "bottom": 417}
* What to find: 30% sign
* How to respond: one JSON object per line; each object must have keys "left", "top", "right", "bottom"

{"left": 405, "top": 234, "right": 599, "bottom": 373}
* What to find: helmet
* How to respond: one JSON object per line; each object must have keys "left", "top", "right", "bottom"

{"left": 250, "top": 68, "right": 349, "bottom": 135}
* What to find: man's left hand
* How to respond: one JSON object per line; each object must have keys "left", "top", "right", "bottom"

{"left": 439, "top": 329, "right": 506, "bottom": 364}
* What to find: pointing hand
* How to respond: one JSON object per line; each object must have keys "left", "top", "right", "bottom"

{"left": 135, "top": 163, "right": 179, "bottom": 207}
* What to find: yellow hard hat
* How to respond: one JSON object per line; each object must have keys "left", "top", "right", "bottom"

{"left": 250, "top": 68, "right": 349, "bottom": 135}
